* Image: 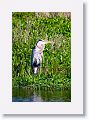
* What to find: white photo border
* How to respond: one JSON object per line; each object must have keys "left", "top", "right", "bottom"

{"left": 0, "top": 0, "right": 83, "bottom": 114}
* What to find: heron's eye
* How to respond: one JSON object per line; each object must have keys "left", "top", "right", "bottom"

{"left": 41, "top": 44, "right": 43, "bottom": 47}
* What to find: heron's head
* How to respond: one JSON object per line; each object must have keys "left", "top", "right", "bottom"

{"left": 36, "top": 40, "right": 52, "bottom": 50}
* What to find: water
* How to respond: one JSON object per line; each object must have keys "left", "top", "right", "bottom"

{"left": 12, "top": 86, "right": 71, "bottom": 102}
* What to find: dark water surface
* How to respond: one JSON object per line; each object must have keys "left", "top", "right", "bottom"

{"left": 12, "top": 87, "right": 71, "bottom": 102}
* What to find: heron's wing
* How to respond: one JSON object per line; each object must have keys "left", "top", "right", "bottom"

{"left": 31, "top": 48, "right": 35, "bottom": 66}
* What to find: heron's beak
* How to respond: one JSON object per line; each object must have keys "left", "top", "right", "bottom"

{"left": 44, "top": 40, "right": 53, "bottom": 44}
{"left": 44, "top": 41, "right": 55, "bottom": 46}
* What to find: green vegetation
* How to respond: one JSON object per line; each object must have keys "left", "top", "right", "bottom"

{"left": 12, "top": 12, "right": 71, "bottom": 89}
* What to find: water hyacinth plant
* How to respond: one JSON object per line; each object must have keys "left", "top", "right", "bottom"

{"left": 12, "top": 12, "right": 71, "bottom": 89}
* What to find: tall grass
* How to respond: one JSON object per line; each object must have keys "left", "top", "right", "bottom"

{"left": 12, "top": 12, "right": 71, "bottom": 88}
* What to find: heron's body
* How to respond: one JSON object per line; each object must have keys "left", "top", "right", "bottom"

{"left": 31, "top": 48, "right": 42, "bottom": 74}
{"left": 31, "top": 40, "right": 52, "bottom": 74}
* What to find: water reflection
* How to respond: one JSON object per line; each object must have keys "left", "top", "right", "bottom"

{"left": 12, "top": 87, "right": 71, "bottom": 102}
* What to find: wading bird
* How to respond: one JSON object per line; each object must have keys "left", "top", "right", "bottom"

{"left": 31, "top": 40, "right": 52, "bottom": 74}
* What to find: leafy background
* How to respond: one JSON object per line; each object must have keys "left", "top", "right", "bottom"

{"left": 12, "top": 12, "right": 71, "bottom": 89}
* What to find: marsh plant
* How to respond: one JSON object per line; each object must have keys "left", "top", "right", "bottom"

{"left": 12, "top": 12, "right": 71, "bottom": 89}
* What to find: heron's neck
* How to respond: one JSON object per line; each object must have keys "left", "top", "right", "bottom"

{"left": 35, "top": 46, "right": 44, "bottom": 52}
{"left": 35, "top": 46, "right": 43, "bottom": 52}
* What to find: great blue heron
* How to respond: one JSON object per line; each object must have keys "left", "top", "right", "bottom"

{"left": 31, "top": 40, "right": 52, "bottom": 74}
